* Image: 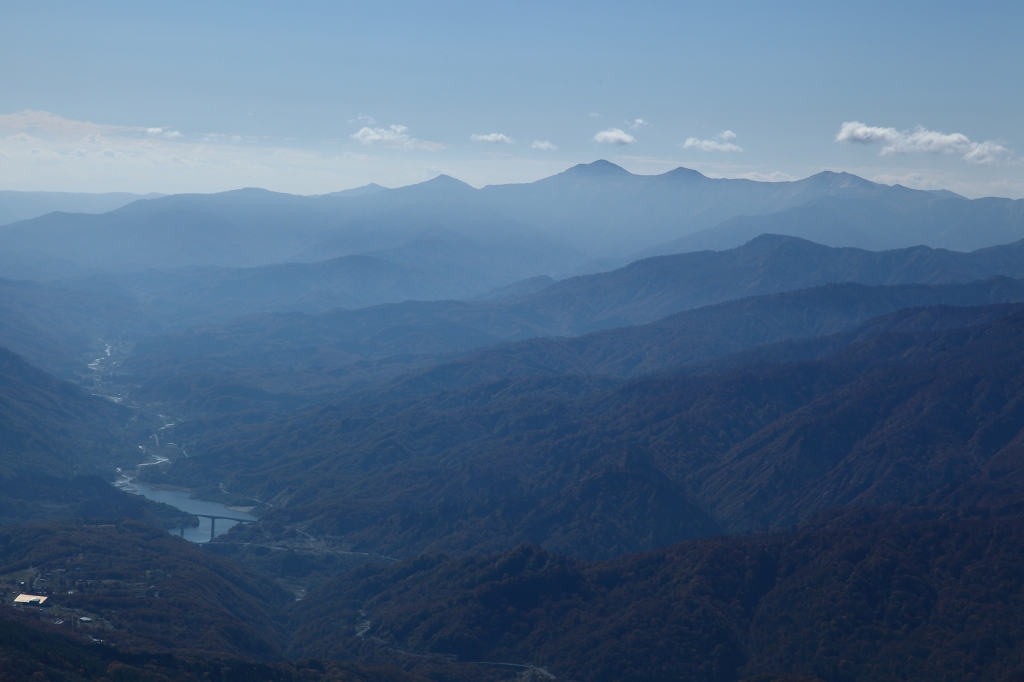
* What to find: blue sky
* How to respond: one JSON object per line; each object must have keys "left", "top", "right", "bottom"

{"left": 1, "top": 1, "right": 1022, "bottom": 197}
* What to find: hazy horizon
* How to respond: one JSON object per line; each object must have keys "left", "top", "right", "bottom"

{"left": 0, "top": 160, "right": 1007, "bottom": 201}
{"left": 2, "top": 1, "right": 1022, "bottom": 199}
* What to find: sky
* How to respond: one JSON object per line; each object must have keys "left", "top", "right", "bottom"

{"left": 1, "top": 0, "right": 1022, "bottom": 198}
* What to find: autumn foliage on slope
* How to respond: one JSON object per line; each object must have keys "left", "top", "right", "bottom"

{"left": 291, "top": 507, "right": 1024, "bottom": 682}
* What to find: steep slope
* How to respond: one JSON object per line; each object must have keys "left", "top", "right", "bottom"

{"left": 0, "top": 190, "right": 161, "bottom": 226}
{"left": 481, "top": 163, "right": 1023, "bottom": 257}
{"left": 0, "top": 614, "right": 421, "bottom": 682}
{"left": 5, "top": 162, "right": 1021, "bottom": 284}
{"left": 526, "top": 234, "right": 1024, "bottom": 332}
{"left": 0, "top": 345, "right": 136, "bottom": 477}
{"left": 69, "top": 254, "right": 487, "bottom": 329}
{"left": 0, "top": 278, "right": 160, "bottom": 377}
{"left": 122, "top": 236, "right": 1024, "bottom": 407}
{"left": 148, "top": 309, "right": 1024, "bottom": 560}
{"left": 292, "top": 509, "right": 1024, "bottom": 682}
{"left": 649, "top": 192, "right": 1024, "bottom": 256}
{"left": 377, "top": 278, "right": 1024, "bottom": 399}
{"left": 0, "top": 179, "right": 583, "bottom": 284}
{"left": 0, "top": 520, "right": 289, "bottom": 658}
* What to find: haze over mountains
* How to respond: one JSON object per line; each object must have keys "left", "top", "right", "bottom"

{"left": 3, "top": 162, "right": 1023, "bottom": 289}
{"left": 0, "top": 190, "right": 163, "bottom": 226}
{"left": 6, "top": 161, "right": 1024, "bottom": 682}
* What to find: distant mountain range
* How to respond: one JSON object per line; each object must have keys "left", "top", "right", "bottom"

{"left": 0, "top": 190, "right": 163, "bottom": 226}
{"left": 118, "top": 235, "right": 1024, "bottom": 408}
{"left": 153, "top": 306, "right": 1024, "bottom": 561}
{"left": 6, "top": 168, "right": 1024, "bottom": 682}
{"left": 0, "top": 345, "right": 134, "bottom": 477}
{"left": 3, "top": 162, "right": 1023, "bottom": 291}
{"left": 293, "top": 509, "right": 1024, "bottom": 682}
{"left": 0, "top": 277, "right": 158, "bottom": 377}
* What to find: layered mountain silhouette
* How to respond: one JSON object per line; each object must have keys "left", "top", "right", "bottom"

{"left": 0, "top": 344, "right": 136, "bottom": 478}
{"left": 0, "top": 190, "right": 163, "bottom": 226}
{"left": 5, "top": 166, "right": 1024, "bottom": 682}
{"left": 145, "top": 307, "right": 1024, "bottom": 562}
{"left": 120, "top": 236, "right": 1024, "bottom": 409}
{"left": 3, "top": 163, "right": 1023, "bottom": 288}
{"left": 293, "top": 510, "right": 1024, "bottom": 682}
{"left": 0, "top": 278, "right": 159, "bottom": 377}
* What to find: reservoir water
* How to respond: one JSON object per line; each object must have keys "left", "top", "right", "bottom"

{"left": 117, "top": 478, "right": 257, "bottom": 543}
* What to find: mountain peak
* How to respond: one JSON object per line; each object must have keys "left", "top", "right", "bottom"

{"left": 559, "top": 160, "right": 632, "bottom": 179}
{"left": 321, "top": 183, "right": 387, "bottom": 199}
{"left": 421, "top": 174, "right": 475, "bottom": 190}
{"left": 660, "top": 167, "right": 707, "bottom": 182}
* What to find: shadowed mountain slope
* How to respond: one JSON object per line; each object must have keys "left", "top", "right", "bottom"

{"left": 0, "top": 180, "right": 582, "bottom": 284}
{"left": 4, "top": 163, "right": 1022, "bottom": 285}
{"left": 0, "top": 278, "right": 160, "bottom": 377}
{"left": 147, "top": 308, "right": 1024, "bottom": 560}
{"left": 0, "top": 190, "right": 162, "bottom": 226}
{"left": 291, "top": 509, "right": 1024, "bottom": 682}
{"left": 647, "top": 191, "right": 1024, "bottom": 256}
{"left": 375, "top": 277, "right": 1024, "bottom": 400}
{"left": 122, "top": 235, "right": 1024, "bottom": 404}
{"left": 0, "top": 345, "right": 136, "bottom": 478}
{"left": 0, "top": 612, "right": 423, "bottom": 682}
{"left": 67, "top": 254, "right": 488, "bottom": 329}
{"left": 0, "top": 520, "right": 289, "bottom": 658}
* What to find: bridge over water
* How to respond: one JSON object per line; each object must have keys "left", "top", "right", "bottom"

{"left": 179, "top": 514, "right": 256, "bottom": 541}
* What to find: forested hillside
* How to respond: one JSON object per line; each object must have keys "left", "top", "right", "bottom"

{"left": 0, "top": 345, "right": 136, "bottom": 477}
{"left": 145, "top": 308, "right": 1024, "bottom": 560}
{"left": 291, "top": 507, "right": 1024, "bottom": 682}
{"left": 0, "top": 520, "right": 289, "bottom": 658}
{"left": 123, "top": 271, "right": 1024, "bottom": 416}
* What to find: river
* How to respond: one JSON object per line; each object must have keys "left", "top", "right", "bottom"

{"left": 116, "top": 478, "right": 257, "bottom": 543}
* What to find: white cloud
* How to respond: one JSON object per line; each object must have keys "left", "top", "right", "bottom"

{"left": 351, "top": 124, "right": 444, "bottom": 150}
{"left": 471, "top": 133, "right": 514, "bottom": 144}
{"left": 737, "top": 171, "right": 795, "bottom": 182}
{"left": 163, "top": 130, "right": 181, "bottom": 139}
{"left": 718, "top": 130, "right": 737, "bottom": 141}
{"left": 0, "top": 110, "right": 135, "bottom": 136}
{"left": 594, "top": 128, "right": 635, "bottom": 145}
{"left": 340, "top": 151, "right": 373, "bottom": 161}
{"left": 79, "top": 134, "right": 111, "bottom": 145}
{"left": 836, "top": 121, "right": 1010, "bottom": 165}
{"left": 627, "top": 118, "right": 650, "bottom": 130}
{"left": 29, "top": 148, "right": 63, "bottom": 162}
{"left": 530, "top": 140, "right": 557, "bottom": 151}
{"left": 203, "top": 133, "right": 243, "bottom": 143}
{"left": 682, "top": 135, "right": 742, "bottom": 153}
{"left": 146, "top": 127, "right": 164, "bottom": 135}
{"left": 5, "top": 132, "right": 40, "bottom": 143}
{"left": 871, "top": 172, "right": 943, "bottom": 190}
{"left": 349, "top": 114, "right": 376, "bottom": 125}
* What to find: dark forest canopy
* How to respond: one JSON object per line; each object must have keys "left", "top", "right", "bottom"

{"left": 140, "top": 308, "right": 1024, "bottom": 563}
{"left": 291, "top": 507, "right": 1024, "bottom": 682}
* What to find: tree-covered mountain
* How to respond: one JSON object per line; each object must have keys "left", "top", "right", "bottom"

{"left": 0, "top": 612, "right": 421, "bottom": 682}
{"left": 291, "top": 507, "right": 1024, "bottom": 682}
{"left": 0, "top": 520, "right": 289, "bottom": 659}
{"left": 0, "top": 190, "right": 162, "bottom": 226}
{"left": 0, "top": 179, "right": 582, "bottom": 284}
{"left": 0, "top": 345, "right": 137, "bottom": 478}
{"left": 66, "top": 254, "right": 487, "bottom": 329}
{"left": 0, "top": 344, "right": 199, "bottom": 532}
{"left": 143, "top": 307, "right": 1024, "bottom": 562}
{"left": 646, "top": 191, "right": 1024, "bottom": 256}
{"left": 4, "top": 163, "right": 1023, "bottom": 287}
{"left": 374, "top": 278, "right": 1024, "bottom": 401}
{"left": 0, "top": 277, "right": 159, "bottom": 377}
{"left": 120, "top": 236, "right": 1024, "bottom": 410}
